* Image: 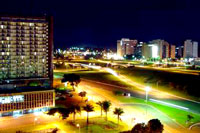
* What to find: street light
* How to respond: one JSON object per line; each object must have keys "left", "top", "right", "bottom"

{"left": 76, "top": 123, "right": 80, "bottom": 133}
{"left": 34, "top": 118, "right": 38, "bottom": 126}
{"left": 145, "top": 86, "right": 151, "bottom": 102}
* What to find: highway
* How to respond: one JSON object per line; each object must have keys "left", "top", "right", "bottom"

{"left": 81, "top": 78, "right": 200, "bottom": 115}
{"left": 78, "top": 80, "right": 191, "bottom": 133}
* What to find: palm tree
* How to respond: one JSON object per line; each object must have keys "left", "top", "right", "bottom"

{"left": 83, "top": 104, "right": 94, "bottom": 125}
{"left": 113, "top": 108, "right": 124, "bottom": 124}
{"left": 102, "top": 100, "right": 111, "bottom": 121}
{"left": 96, "top": 101, "right": 103, "bottom": 116}
{"left": 70, "top": 105, "right": 81, "bottom": 122}
{"left": 79, "top": 91, "right": 87, "bottom": 101}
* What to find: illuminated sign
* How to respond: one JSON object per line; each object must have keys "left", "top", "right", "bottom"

{"left": 0, "top": 95, "right": 24, "bottom": 104}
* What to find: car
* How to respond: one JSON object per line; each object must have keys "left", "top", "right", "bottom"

{"left": 123, "top": 92, "right": 131, "bottom": 97}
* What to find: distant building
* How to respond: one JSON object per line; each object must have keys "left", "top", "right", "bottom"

{"left": 183, "top": 40, "right": 198, "bottom": 58}
{"left": 176, "top": 46, "right": 184, "bottom": 58}
{"left": 142, "top": 43, "right": 151, "bottom": 59}
{"left": 170, "top": 45, "right": 176, "bottom": 59}
{"left": 148, "top": 39, "right": 164, "bottom": 58}
{"left": 117, "top": 38, "right": 138, "bottom": 57}
{"left": 142, "top": 39, "right": 175, "bottom": 59}
{"left": 134, "top": 42, "right": 143, "bottom": 59}
{"left": 193, "top": 41, "right": 198, "bottom": 58}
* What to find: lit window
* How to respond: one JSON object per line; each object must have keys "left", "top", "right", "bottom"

{"left": 29, "top": 23, "right": 34, "bottom": 26}
{"left": 2, "top": 52, "right": 4, "bottom": 55}
{"left": 0, "top": 25, "right": 3, "bottom": 29}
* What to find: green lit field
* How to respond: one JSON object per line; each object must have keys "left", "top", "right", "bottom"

{"left": 115, "top": 67, "right": 200, "bottom": 101}
{"left": 115, "top": 96, "right": 200, "bottom": 127}
{"left": 54, "top": 69, "right": 200, "bottom": 128}
{"left": 54, "top": 70, "right": 131, "bottom": 87}
{"left": 68, "top": 117, "right": 128, "bottom": 133}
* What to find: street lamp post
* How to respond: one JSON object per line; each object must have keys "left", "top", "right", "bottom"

{"left": 145, "top": 86, "right": 151, "bottom": 116}
{"left": 77, "top": 124, "right": 80, "bottom": 133}
{"left": 34, "top": 118, "right": 38, "bottom": 126}
{"left": 145, "top": 86, "right": 151, "bottom": 102}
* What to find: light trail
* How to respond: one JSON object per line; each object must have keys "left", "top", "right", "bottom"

{"left": 149, "top": 99, "right": 189, "bottom": 110}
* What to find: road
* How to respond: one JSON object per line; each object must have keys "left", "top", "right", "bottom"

{"left": 0, "top": 113, "right": 67, "bottom": 133}
{"left": 79, "top": 80, "right": 193, "bottom": 133}
{"left": 55, "top": 68, "right": 200, "bottom": 115}
{"left": 136, "top": 65, "right": 200, "bottom": 76}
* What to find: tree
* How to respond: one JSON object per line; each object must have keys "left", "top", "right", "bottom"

{"left": 61, "top": 74, "right": 81, "bottom": 91}
{"left": 122, "top": 119, "right": 163, "bottom": 133}
{"left": 147, "top": 119, "right": 164, "bottom": 133}
{"left": 69, "top": 105, "right": 81, "bottom": 122}
{"left": 131, "top": 123, "right": 147, "bottom": 133}
{"left": 79, "top": 91, "right": 87, "bottom": 101}
{"left": 83, "top": 104, "right": 94, "bottom": 125}
{"left": 102, "top": 100, "right": 111, "bottom": 121}
{"left": 47, "top": 107, "right": 70, "bottom": 120}
{"left": 113, "top": 107, "right": 124, "bottom": 124}
{"left": 96, "top": 101, "right": 103, "bottom": 117}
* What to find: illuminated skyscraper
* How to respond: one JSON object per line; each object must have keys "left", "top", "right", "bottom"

{"left": 0, "top": 16, "right": 53, "bottom": 88}
{"left": 142, "top": 39, "right": 176, "bottom": 59}
{"left": 183, "top": 40, "right": 198, "bottom": 58}
{"left": 117, "top": 38, "right": 138, "bottom": 57}
{"left": 170, "top": 45, "right": 176, "bottom": 59}
{"left": 0, "top": 16, "right": 54, "bottom": 117}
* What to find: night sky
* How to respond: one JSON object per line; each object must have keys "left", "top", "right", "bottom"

{"left": 0, "top": 0, "right": 200, "bottom": 49}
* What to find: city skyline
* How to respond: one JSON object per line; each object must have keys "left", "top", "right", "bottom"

{"left": 1, "top": 0, "right": 200, "bottom": 49}
{"left": 1, "top": 1, "right": 200, "bottom": 132}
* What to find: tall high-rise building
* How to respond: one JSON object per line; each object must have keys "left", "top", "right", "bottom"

{"left": 193, "top": 41, "right": 198, "bottom": 58}
{"left": 142, "top": 39, "right": 175, "bottom": 59}
{"left": 176, "top": 46, "right": 184, "bottom": 58}
{"left": 0, "top": 16, "right": 54, "bottom": 117}
{"left": 170, "top": 45, "right": 176, "bottom": 59}
{"left": 183, "top": 40, "right": 198, "bottom": 58}
{"left": 117, "top": 38, "right": 137, "bottom": 57}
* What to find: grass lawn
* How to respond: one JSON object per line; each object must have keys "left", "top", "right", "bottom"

{"left": 115, "top": 67, "right": 200, "bottom": 101}
{"left": 115, "top": 95, "right": 200, "bottom": 128}
{"left": 54, "top": 70, "right": 132, "bottom": 87}
{"left": 68, "top": 117, "right": 128, "bottom": 133}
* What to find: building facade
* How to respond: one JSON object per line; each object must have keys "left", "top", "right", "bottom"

{"left": 170, "top": 45, "right": 176, "bottom": 59}
{"left": 0, "top": 16, "right": 54, "bottom": 117}
{"left": 193, "top": 41, "right": 198, "bottom": 58}
{"left": 176, "top": 46, "right": 184, "bottom": 58}
{"left": 0, "top": 90, "right": 55, "bottom": 117}
{"left": 183, "top": 40, "right": 198, "bottom": 58}
{"left": 142, "top": 39, "right": 176, "bottom": 59}
{"left": 117, "top": 38, "right": 138, "bottom": 57}
{"left": 0, "top": 16, "right": 53, "bottom": 88}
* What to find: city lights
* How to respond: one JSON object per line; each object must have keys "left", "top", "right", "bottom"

{"left": 0, "top": 1, "right": 200, "bottom": 133}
